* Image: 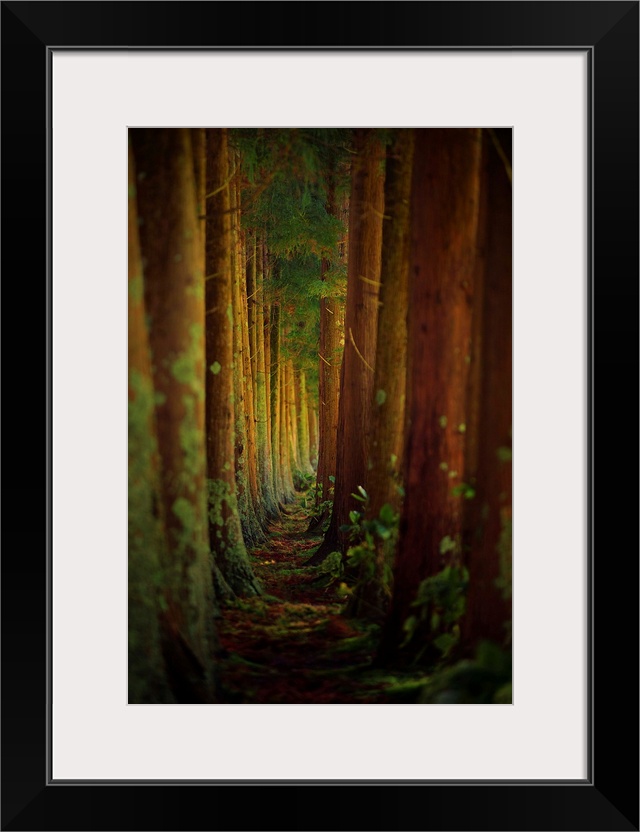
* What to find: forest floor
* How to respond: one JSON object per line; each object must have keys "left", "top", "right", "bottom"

{"left": 216, "top": 495, "right": 430, "bottom": 704}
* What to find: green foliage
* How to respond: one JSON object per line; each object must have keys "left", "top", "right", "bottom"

{"left": 402, "top": 565, "right": 470, "bottom": 660}
{"left": 231, "top": 129, "right": 351, "bottom": 381}
{"left": 494, "top": 511, "right": 512, "bottom": 605}
{"left": 312, "top": 550, "right": 344, "bottom": 587}
{"left": 451, "top": 482, "right": 476, "bottom": 500}
{"left": 418, "top": 641, "right": 512, "bottom": 704}
{"left": 339, "top": 492, "right": 399, "bottom": 598}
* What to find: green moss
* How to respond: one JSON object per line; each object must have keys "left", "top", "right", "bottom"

{"left": 210, "top": 361, "right": 222, "bottom": 375}
{"left": 171, "top": 322, "right": 204, "bottom": 396}
{"left": 172, "top": 496, "right": 196, "bottom": 539}
{"left": 128, "top": 367, "right": 173, "bottom": 703}
{"left": 129, "top": 274, "right": 144, "bottom": 304}
{"left": 186, "top": 281, "right": 205, "bottom": 301}
{"left": 178, "top": 396, "right": 201, "bottom": 492}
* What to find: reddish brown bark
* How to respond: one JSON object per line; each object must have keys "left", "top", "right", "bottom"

{"left": 132, "top": 127, "right": 217, "bottom": 701}
{"left": 310, "top": 129, "right": 385, "bottom": 563}
{"left": 379, "top": 128, "right": 483, "bottom": 663}
{"left": 315, "top": 176, "right": 346, "bottom": 514}
{"left": 459, "top": 130, "right": 512, "bottom": 654}
{"left": 127, "top": 138, "right": 174, "bottom": 704}
{"left": 254, "top": 232, "right": 279, "bottom": 519}
{"left": 350, "top": 129, "right": 415, "bottom": 620}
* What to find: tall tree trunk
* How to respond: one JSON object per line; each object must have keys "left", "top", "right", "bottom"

{"left": 310, "top": 129, "right": 385, "bottom": 563}
{"left": 263, "top": 243, "right": 274, "bottom": 495}
{"left": 350, "top": 129, "right": 415, "bottom": 621}
{"left": 378, "top": 128, "right": 483, "bottom": 665}
{"left": 230, "top": 164, "right": 263, "bottom": 548}
{"left": 127, "top": 138, "right": 174, "bottom": 704}
{"left": 192, "top": 127, "right": 206, "bottom": 251}
{"left": 254, "top": 232, "right": 279, "bottom": 519}
{"left": 239, "top": 224, "right": 263, "bottom": 531}
{"left": 132, "top": 127, "right": 217, "bottom": 702}
{"left": 308, "top": 405, "right": 319, "bottom": 471}
{"left": 270, "top": 302, "right": 285, "bottom": 504}
{"left": 296, "top": 370, "right": 314, "bottom": 476}
{"left": 286, "top": 358, "right": 303, "bottom": 487}
{"left": 460, "top": 129, "right": 512, "bottom": 654}
{"left": 314, "top": 178, "right": 345, "bottom": 516}
{"left": 279, "top": 360, "right": 296, "bottom": 501}
{"left": 205, "top": 128, "right": 261, "bottom": 596}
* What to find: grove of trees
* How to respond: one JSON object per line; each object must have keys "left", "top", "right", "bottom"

{"left": 128, "top": 127, "right": 512, "bottom": 704}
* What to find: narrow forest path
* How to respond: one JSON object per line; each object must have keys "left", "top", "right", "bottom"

{"left": 216, "top": 496, "right": 425, "bottom": 704}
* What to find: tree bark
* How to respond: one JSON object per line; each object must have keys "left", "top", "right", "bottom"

{"left": 459, "top": 129, "right": 513, "bottom": 655}
{"left": 350, "top": 129, "right": 415, "bottom": 621}
{"left": 205, "top": 128, "right": 261, "bottom": 597}
{"left": 378, "top": 128, "right": 483, "bottom": 664}
{"left": 239, "top": 223, "right": 262, "bottom": 531}
{"left": 269, "top": 302, "right": 285, "bottom": 504}
{"left": 254, "top": 232, "right": 280, "bottom": 519}
{"left": 132, "top": 127, "right": 217, "bottom": 702}
{"left": 230, "top": 164, "right": 264, "bottom": 548}
{"left": 310, "top": 129, "right": 385, "bottom": 563}
{"left": 127, "top": 137, "right": 174, "bottom": 704}
{"left": 315, "top": 179, "right": 345, "bottom": 514}
{"left": 296, "top": 370, "right": 314, "bottom": 476}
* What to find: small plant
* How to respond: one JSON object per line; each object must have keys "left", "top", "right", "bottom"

{"left": 339, "top": 488, "right": 399, "bottom": 599}
{"left": 418, "top": 640, "right": 512, "bottom": 704}
{"left": 451, "top": 481, "right": 476, "bottom": 500}
{"left": 401, "top": 563, "right": 469, "bottom": 660}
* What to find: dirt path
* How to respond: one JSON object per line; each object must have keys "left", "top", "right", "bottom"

{"left": 216, "top": 499, "right": 420, "bottom": 704}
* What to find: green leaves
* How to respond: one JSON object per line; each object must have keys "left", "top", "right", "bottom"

{"left": 401, "top": 565, "right": 470, "bottom": 659}
{"left": 439, "top": 535, "right": 458, "bottom": 555}
{"left": 378, "top": 503, "right": 397, "bottom": 527}
{"left": 350, "top": 485, "right": 368, "bottom": 503}
{"left": 451, "top": 482, "right": 476, "bottom": 500}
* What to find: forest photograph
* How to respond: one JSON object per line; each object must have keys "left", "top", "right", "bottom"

{"left": 128, "top": 127, "right": 512, "bottom": 705}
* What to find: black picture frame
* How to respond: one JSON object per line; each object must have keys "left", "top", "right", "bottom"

{"left": 2, "top": 2, "right": 638, "bottom": 830}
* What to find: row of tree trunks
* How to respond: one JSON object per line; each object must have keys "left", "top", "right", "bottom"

{"left": 130, "top": 127, "right": 218, "bottom": 702}
{"left": 310, "top": 128, "right": 386, "bottom": 562}
{"left": 204, "top": 128, "right": 261, "bottom": 598}
{"left": 230, "top": 163, "right": 264, "bottom": 549}
{"left": 314, "top": 170, "right": 345, "bottom": 520}
{"left": 459, "top": 129, "right": 513, "bottom": 654}
{"left": 295, "top": 370, "right": 314, "bottom": 477}
{"left": 127, "top": 138, "right": 174, "bottom": 704}
{"left": 378, "top": 128, "right": 485, "bottom": 662}
{"left": 349, "top": 128, "right": 416, "bottom": 621}
{"left": 308, "top": 406, "right": 319, "bottom": 470}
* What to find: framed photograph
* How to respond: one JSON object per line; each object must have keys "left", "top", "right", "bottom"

{"left": 3, "top": 2, "right": 637, "bottom": 830}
